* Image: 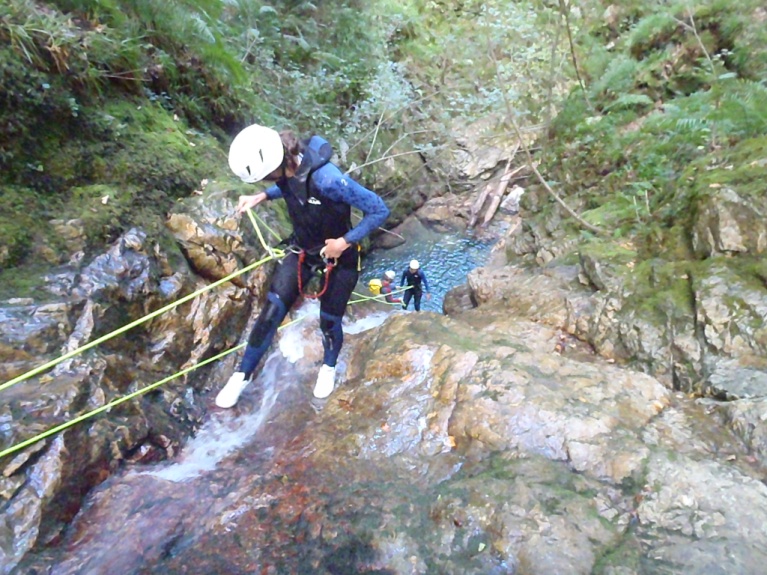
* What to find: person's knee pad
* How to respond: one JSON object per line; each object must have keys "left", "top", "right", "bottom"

{"left": 248, "top": 292, "right": 287, "bottom": 347}
{"left": 320, "top": 311, "right": 343, "bottom": 366}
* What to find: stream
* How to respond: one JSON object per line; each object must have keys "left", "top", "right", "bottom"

{"left": 359, "top": 226, "right": 494, "bottom": 313}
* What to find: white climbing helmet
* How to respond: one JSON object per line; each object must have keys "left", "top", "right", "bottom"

{"left": 228, "top": 124, "right": 284, "bottom": 183}
{"left": 384, "top": 270, "right": 396, "bottom": 280}
{"left": 410, "top": 259, "right": 420, "bottom": 270}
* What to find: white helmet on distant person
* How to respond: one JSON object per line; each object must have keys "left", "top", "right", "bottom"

{"left": 384, "top": 270, "right": 396, "bottom": 280}
{"left": 409, "top": 259, "right": 420, "bottom": 270}
{"left": 228, "top": 124, "right": 284, "bottom": 183}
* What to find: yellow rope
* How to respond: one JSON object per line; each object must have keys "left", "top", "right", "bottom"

{"left": 0, "top": 210, "right": 301, "bottom": 458}
{"left": 0, "top": 345, "right": 243, "bottom": 459}
{"left": 0, "top": 253, "right": 280, "bottom": 394}
{"left": 0, "top": 314, "right": 307, "bottom": 459}
{"left": 348, "top": 285, "right": 411, "bottom": 305}
{"left": 245, "top": 208, "right": 285, "bottom": 258}
{"left": 0, "top": 205, "right": 406, "bottom": 458}
{"left": 349, "top": 294, "right": 400, "bottom": 306}
{"left": 249, "top": 208, "right": 284, "bottom": 243}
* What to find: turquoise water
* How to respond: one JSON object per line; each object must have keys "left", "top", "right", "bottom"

{"left": 360, "top": 232, "right": 494, "bottom": 313}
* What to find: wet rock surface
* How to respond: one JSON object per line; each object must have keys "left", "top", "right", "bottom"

{"left": 4, "top": 189, "right": 767, "bottom": 574}
{"left": 1, "top": 211, "right": 260, "bottom": 572}
{"left": 12, "top": 307, "right": 767, "bottom": 575}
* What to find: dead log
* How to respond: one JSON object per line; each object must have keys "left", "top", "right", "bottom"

{"left": 468, "top": 141, "right": 520, "bottom": 228}
{"left": 481, "top": 163, "right": 525, "bottom": 227}
{"left": 468, "top": 181, "right": 494, "bottom": 228}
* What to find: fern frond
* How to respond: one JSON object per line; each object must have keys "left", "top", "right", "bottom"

{"left": 589, "top": 55, "right": 640, "bottom": 98}
{"left": 604, "top": 93, "right": 654, "bottom": 112}
{"left": 627, "top": 13, "right": 677, "bottom": 52}
{"left": 715, "top": 79, "right": 767, "bottom": 136}
{"left": 191, "top": 14, "right": 216, "bottom": 44}
{"left": 675, "top": 117, "right": 710, "bottom": 132}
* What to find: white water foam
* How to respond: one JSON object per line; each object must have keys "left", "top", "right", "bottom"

{"left": 278, "top": 299, "right": 320, "bottom": 363}
{"left": 143, "top": 300, "right": 390, "bottom": 482}
{"left": 344, "top": 310, "right": 390, "bottom": 334}
{"left": 278, "top": 299, "right": 390, "bottom": 360}
{"left": 145, "top": 353, "right": 285, "bottom": 482}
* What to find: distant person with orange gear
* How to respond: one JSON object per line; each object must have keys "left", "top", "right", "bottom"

{"left": 400, "top": 260, "right": 430, "bottom": 311}
{"left": 380, "top": 270, "right": 401, "bottom": 304}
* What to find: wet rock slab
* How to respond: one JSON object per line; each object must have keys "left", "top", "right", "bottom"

{"left": 20, "top": 309, "right": 767, "bottom": 575}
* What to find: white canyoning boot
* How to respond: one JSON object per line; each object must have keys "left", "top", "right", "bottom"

{"left": 215, "top": 372, "right": 250, "bottom": 408}
{"left": 313, "top": 365, "right": 336, "bottom": 399}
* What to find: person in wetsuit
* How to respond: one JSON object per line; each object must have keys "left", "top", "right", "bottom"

{"left": 216, "top": 124, "right": 389, "bottom": 407}
{"left": 380, "top": 270, "right": 401, "bottom": 304}
{"left": 400, "top": 260, "right": 430, "bottom": 311}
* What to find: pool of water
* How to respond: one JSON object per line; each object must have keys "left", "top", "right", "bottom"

{"left": 359, "top": 226, "right": 494, "bottom": 313}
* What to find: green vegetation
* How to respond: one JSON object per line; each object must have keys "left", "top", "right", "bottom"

{"left": 1, "top": 0, "right": 765, "bottom": 289}
{"left": 0, "top": 0, "right": 390, "bottom": 269}
{"left": 1, "top": 0, "right": 576, "bottom": 272}
{"left": 545, "top": 0, "right": 767, "bottom": 252}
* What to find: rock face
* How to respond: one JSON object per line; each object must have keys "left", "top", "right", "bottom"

{"left": 14, "top": 307, "right": 767, "bottom": 575}
{"left": 4, "top": 182, "right": 767, "bottom": 574}
{"left": 692, "top": 187, "right": 767, "bottom": 257}
{"left": 488, "top": 181, "right": 767, "bottom": 405}
{"left": 0, "top": 194, "right": 272, "bottom": 572}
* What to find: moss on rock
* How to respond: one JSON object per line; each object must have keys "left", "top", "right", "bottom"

{"left": 0, "top": 92, "right": 228, "bottom": 272}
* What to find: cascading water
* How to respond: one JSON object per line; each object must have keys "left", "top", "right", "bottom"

{"left": 28, "top": 299, "right": 393, "bottom": 575}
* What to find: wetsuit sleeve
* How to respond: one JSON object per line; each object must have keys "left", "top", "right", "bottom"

{"left": 312, "top": 167, "right": 389, "bottom": 244}
{"left": 420, "top": 271, "right": 430, "bottom": 292}
{"left": 264, "top": 184, "right": 282, "bottom": 200}
{"left": 401, "top": 270, "right": 407, "bottom": 285}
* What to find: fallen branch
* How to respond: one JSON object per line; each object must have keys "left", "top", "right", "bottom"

{"left": 482, "top": 162, "right": 525, "bottom": 227}
{"left": 468, "top": 181, "right": 495, "bottom": 228}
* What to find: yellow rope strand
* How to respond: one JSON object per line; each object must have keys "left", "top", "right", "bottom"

{"left": 250, "top": 209, "right": 284, "bottom": 243}
{"left": 0, "top": 204, "right": 409, "bottom": 458}
{"left": 245, "top": 208, "right": 284, "bottom": 258}
{"left": 0, "top": 313, "right": 308, "bottom": 459}
{"left": 0, "top": 253, "right": 279, "bottom": 394}
{"left": 348, "top": 285, "right": 411, "bottom": 305}
{"left": 0, "top": 344, "right": 243, "bottom": 459}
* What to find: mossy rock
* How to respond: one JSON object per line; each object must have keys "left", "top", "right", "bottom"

{"left": 0, "top": 263, "right": 58, "bottom": 301}
{"left": 22, "top": 96, "right": 227, "bottom": 195}
{"left": 0, "top": 186, "right": 51, "bottom": 268}
{"left": 576, "top": 238, "right": 638, "bottom": 291}
{"left": 627, "top": 259, "right": 696, "bottom": 317}
{"left": 1, "top": 94, "right": 230, "bottom": 269}
{"left": 682, "top": 135, "right": 767, "bottom": 202}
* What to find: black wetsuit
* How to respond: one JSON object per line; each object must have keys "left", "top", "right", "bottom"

{"left": 400, "top": 268, "right": 430, "bottom": 311}
{"left": 239, "top": 136, "right": 389, "bottom": 377}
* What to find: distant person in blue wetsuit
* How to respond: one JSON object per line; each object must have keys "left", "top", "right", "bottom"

{"left": 217, "top": 124, "right": 389, "bottom": 407}
{"left": 401, "top": 260, "right": 431, "bottom": 311}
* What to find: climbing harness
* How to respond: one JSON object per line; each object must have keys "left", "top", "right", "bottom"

{"left": 297, "top": 249, "right": 336, "bottom": 299}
